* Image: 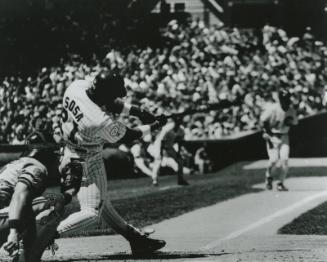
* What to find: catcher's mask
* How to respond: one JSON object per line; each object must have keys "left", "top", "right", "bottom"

{"left": 22, "top": 130, "right": 59, "bottom": 167}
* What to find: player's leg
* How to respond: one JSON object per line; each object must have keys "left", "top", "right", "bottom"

{"left": 134, "top": 158, "right": 154, "bottom": 178}
{"left": 265, "top": 140, "right": 279, "bottom": 190}
{"left": 57, "top": 153, "right": 139, "bottom": 237}
{"left": 166, "top": 148, "right": 188, "bottom": 185}
{"left": 148, "top": 143, "right": 162, "bottom": 186}
{"left": 277, "top": 135, "right": 290, "bottom": 191}
{"left": 57, "top": 175, "right": 103, "bottom": 236}
{"left": 197, "top": 159, "right": 205, "bottom": 174}
{"left": 101, "top": 200, "right": 165, "bottom": 254}
{"left": 151, "top": 158, "right": 161, "bottom": 186}
{"left": 99, "top": 157, "right": 165, "bottom": 254}
{"left": 57, "top": 153, "right": 105, "bottom": 236}
{"left": 58, "top": 152, "right": 165, "bottom": 253}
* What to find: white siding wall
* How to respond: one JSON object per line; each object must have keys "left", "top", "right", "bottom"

{"left": 153, "top": 0, "right": 205, "bottom": 16}
{"left": 152, "top": 0, "right": 224, "bottom": 26}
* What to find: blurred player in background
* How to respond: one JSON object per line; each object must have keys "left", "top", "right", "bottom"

{"left": 0, "top": 130, "right": 81, "bottom": 261}
{"left": 160, "top": 118, "right": 189, "bottom": 186}
{"left": 130, "top": 137, "right": 158, "bottom": 186}
{"left": 57, "top": 70, "right": 166, "bottom": 254}
{"left": 260, "top": 90, "right": 298, "bottom": 191}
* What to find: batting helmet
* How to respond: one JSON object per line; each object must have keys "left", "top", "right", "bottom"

{"left": 92, "top": 70, "right": 126, "bottom": 105}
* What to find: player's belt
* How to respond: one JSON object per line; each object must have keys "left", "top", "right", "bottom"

{"left": 67, "top": 143, "right": 102, "bottom": 154}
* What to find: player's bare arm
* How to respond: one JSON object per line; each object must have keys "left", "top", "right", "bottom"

{"left": 107, "top": 98, "right": 156, "bottom": 124}
{"left": 3, "top": 182, "right": 34, "bottom": 257}
{"left": 115, "top": 119, "right": 167, "bottom": 145}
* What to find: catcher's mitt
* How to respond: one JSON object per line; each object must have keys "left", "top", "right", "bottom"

{"left": 60, "top": 159, "right": 83, "bottom": 194}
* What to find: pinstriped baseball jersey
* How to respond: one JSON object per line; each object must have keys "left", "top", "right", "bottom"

{"left": 0, "top": 157, "right": 48, "bottom": 208}
{"left": 58, "top": 79, "right": 127, "bottom": 235}
{"left": 61, "top": 80, "right": 127, "bottom": 156}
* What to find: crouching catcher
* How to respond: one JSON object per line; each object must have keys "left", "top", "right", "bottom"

{"left": 0, "top": 159, "right": 82, "bottom": 262}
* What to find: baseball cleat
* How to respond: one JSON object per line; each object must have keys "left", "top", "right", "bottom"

{"left": 130, "top": 236, "right": 166, "bottom": 255}
{"left": 143, "top": 227, "right": 155, "bottom": 236}
{"left": 265, "top": 177, "right": 273, "bottom": 190}
{"left": 277, "top": 182, "right": 288, "bottom": 191}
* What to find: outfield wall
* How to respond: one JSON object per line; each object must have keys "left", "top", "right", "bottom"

{"left": 0, "top": 112, "right": 326, "bottom": 175}
{"left": 185, "top": 111, "right": 327, "bottom": 170}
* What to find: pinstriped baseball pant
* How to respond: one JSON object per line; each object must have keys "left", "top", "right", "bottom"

{"left": 57, "top": 149, "right": 131, "bottom": 239}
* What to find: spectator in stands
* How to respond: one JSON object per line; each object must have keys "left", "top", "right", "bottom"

{"left": 0, "top": 17, "right": 326, "bottom": 150}
{"left": 11, "top": 124, "right": 25, "bottom": 145}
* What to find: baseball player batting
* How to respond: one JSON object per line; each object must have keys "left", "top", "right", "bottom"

{"left": 260, "top": 90, "right": 298, "bottom": 191}
{"left": 57, "top": 70, "right": 166, "bottom": 254}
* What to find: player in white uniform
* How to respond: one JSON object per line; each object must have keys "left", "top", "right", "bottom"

{"left": 130, "top": 140, "right": 158, "bottom": 185}
{"left": 57, "top": 70, "right": 166, "bottom": 254}
{"left": 260, "top": 90, "right": 298, "bottom": 191}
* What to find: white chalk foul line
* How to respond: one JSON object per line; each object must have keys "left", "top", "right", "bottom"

{"left": 159, "top": 185, "right": 179, "bottom": 191}
{"left": 201, "top": 190, "right": 327, "bottom": 251}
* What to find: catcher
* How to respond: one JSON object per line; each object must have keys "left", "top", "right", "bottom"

{"left": 0, "top": 130, "right": 82, "bottom": 262}
{"left": 260, "top": 90, "right": 298, "bottom": 191}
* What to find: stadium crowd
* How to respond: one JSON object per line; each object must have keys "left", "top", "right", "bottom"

{"left": 0, "top": 18, "right": 327, "bottom": 145}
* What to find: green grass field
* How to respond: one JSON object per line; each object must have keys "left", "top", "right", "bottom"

{"left": 279, "top": 201, "right": 327, "bottom": 235}
{"left": 63, "top": 162, "right": 327, "bottom": 237}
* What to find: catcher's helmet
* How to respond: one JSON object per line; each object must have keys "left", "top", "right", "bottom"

{"left": 22, "top": 130, "right": 58, "bottom": 164}
{"left": 92, "top": 71, "right": 126, "bottom": 105}
{"left": 25, "top": 130, "right": 53, "bottom": 145}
